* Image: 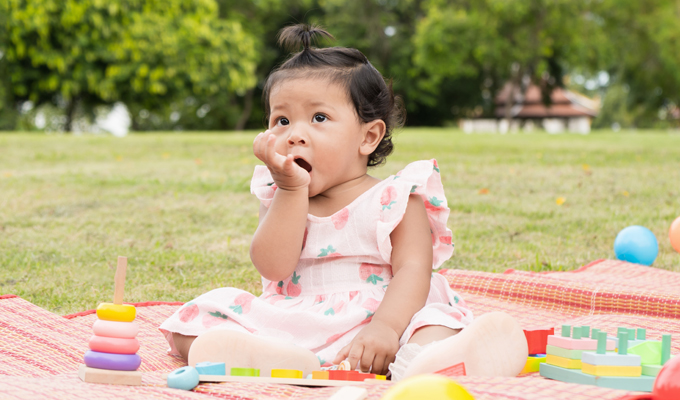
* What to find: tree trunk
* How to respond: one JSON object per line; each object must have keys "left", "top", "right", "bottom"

{"left": 234, "top": 88, "right": 254, "bottom": 131}
{"left": 64, "top": 97, "right": 77, "bottom": 132}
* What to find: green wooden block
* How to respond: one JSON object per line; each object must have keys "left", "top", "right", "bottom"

{"left": 540, "top": 363, "right": 596, "bottom": 385}
{"left": 540, "top": 362, "right": 654, "bottom": 392}
{"left": 546, "top": 345, "right": 584, "bottom": 360}
{"left": 641, "top": 364, "right": 663, "bottom": 377}
{"left": 596, "top": 375, "right": 655, "bottom": 392}
{"left": 629, "top": 341, "right": 662, "bottom": 365}
{"left": 562, "top": 325, "right": 571, "bottom": 337}
{"left": 230, "top": 367, "right": 260, "bottom": 377}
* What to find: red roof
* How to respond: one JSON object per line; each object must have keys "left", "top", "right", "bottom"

{"left": 494, "top": 83, "right": 598, "bottom": 118}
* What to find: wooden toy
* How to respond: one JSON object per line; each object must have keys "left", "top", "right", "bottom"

{"left": 92, "top": 319, "right": 139, "bottom": 338}
{"left": 546, "top": 354, "right": 582, "bottom": 369}
{"left": 541, "top": 325, "right": 676, "bottom": 392}
{"left": 188, "top": 329, "right": 321, "bottom": 378}
{"left": 83, "top": 350, "right": 141, "bottom": 370}
{"left": 540, "top": 363, "right": 655, "bottom": 392}
{"left": 521, "top": 354, "right": 546, "bottom": 374}
{"left": 89, "top": 335, "right": 140, "bottom": 354}
{"left": 79, "top": 256, "right": 142, "bottom": 386}
{"left": 196, "top": 372, "right": 385, "bottom": 387}
{"left": 195, "top": 362, "right": 226, "bottom": 375}
{"left": 167, "top": 366, "right": 200, "bottom": 390}
{"left": 231, "top": 367, "right": 259, "bottom": 376}
{"left": 271, "top": 369, "right": 304, "bottom": 379}
{"left": 523, "top": 328, "right": 554, "bottom": 355}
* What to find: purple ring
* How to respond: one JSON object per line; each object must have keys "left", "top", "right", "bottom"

{"left": 83, "top": 350, "right": 141, "bottom": 371}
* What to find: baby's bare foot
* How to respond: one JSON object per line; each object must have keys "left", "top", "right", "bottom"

{"left": 188, "top": 330, "right": 320, "bottom": 377}
{"left": 401, "top": 312, "right": 527, "bottom": 379}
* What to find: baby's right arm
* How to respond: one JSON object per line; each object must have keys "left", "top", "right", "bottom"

{"left": 250, "top": 131, "right": 310, "bottom": 281}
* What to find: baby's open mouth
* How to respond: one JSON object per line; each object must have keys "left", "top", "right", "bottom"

{"left": 294, "top": 158, "right": 312, "bottom": 173}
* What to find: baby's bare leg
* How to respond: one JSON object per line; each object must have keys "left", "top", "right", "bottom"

{"left": 408, "top": 326, "right": 461, "bottom": 346}
{"left": 172, "top": 332, "right": 197, "bottom": 361}
{"left": 187, "top": 330, "right": 320, "bottom": 376}
{"left": 400, "top": 312, "right": 527, "bottom": 379}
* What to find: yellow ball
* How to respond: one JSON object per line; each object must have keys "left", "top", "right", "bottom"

{"left": 96, "top": 303, "right": 136, "bottom": 322}
{"left": 382, "top": 375, "right": 475, "bottom": 400}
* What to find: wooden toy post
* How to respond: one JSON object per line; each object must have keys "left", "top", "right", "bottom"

{"left": 79, "top": 256, "right": 142, "bottom": 386}
{"left": 113, "top": 256, "right": 127, "bottom": 305}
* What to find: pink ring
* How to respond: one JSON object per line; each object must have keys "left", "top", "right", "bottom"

{"left": 88, "top": 335, "right": 140, "bottom": 354}
{"left": 92, "top": 319, "right": 139, "bottom": 339}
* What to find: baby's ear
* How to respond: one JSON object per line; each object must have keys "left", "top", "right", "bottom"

{"left": 359, "top": 119, "right": 386, "bottom": 156}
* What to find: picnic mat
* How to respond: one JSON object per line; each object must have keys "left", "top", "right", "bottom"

{"left": 1, "top": 258, "right": 679, "bottom": 399}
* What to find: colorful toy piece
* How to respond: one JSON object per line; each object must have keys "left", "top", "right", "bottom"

{"left": 92, "top": 319, "right": 139, "bottom": 339}
{"left": 167, "top": 366, "right": 200, "bottom": 391}
{"left": 524, "top": 328, "right": 554, "bottom": 355}
{"left": 670, "top": 216, "right": 680, "bottom": 253}
{"left": 614, "top": 225, "right": 659, "bottom": 266}
{"left": 88, "top": 335, "right": 140, "bottom": 354}
{"left": 196, "top": 364, "right": 386, "bottom": 387}
{"left": 79, "top": 256, "right": 142, "bottom": 386}
{"left": 83, "top": 350, "right": 142, "bottom": 371}
{"left": 521, "top": 354, "right": 546, "bottom": 374}
{"left": 195, "top": 362, "right": 226, "bottom": 375}
{"left": 381, "top": 374, "right": 475, "bottom": 400}
{"left": 620, "top": 354, "right": 680, "bottom": 400}
{"left": 541, "top": 324, "right": 675, "bottom": 392}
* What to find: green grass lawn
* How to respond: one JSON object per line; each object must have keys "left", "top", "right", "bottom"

{"left": 1, "top": 129, "right": 679, "bottom": 315}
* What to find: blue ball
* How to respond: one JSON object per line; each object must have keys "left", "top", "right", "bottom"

{"left": 167, "top": 366, "right": 200, "bottom": 391}
{"left": 614, "top": 225, "right": 658, "bottom": 266}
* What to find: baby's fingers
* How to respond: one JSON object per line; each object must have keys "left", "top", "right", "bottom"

{"left": 359, "top": 349, "right": 376, "bottom": 373}
{"left": 371, "top": 355, "right": 389, "bottom": 376}
{"left": 264, "top": 134, "right": 287, "bottom": 169}
{"left": 253, "top": 131, "right": 269, "bottom": 162}
{"left": 346, "top": 344, "right": 365, "bottom": 371}
{"left": 333, "top": 343, "right": 351, "bottom": 365}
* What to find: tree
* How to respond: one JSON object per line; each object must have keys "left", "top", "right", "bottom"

{"left": 412, "top": 0, "right": 603, "bottom": 120}
{"left": 591, "top": 0, "right": 680, "bottom": 128}
{"left": 3, "top": 0, "right": 258, "bottom": 131}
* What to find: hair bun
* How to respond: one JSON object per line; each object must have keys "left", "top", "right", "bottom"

{"left": 278, "top": 24, "right": 334, "bottom": 52}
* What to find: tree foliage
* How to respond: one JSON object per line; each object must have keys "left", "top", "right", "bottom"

{"left": 1, "top": 0, "right": 679, "bottom": 131}
{"left": 3, "top": 0, "right": 258, "bottom": 130}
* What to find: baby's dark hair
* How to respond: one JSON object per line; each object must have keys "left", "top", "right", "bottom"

{"left": 263, "top": 24, "right": 404, "bottom": 167}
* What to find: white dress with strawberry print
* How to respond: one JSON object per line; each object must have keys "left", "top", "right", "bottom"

{"left": 159, "top": 159, "right": 473, "bottom": 367}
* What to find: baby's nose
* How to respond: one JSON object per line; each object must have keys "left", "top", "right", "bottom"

{"left": 287, "top": 130, "right": 307, "bottom": 145}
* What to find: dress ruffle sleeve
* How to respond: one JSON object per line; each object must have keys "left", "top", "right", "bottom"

{"left": 250, "top": 165, "right": 277, "bottom": 208}
{"left": 376, "top": 159, "right": 454, "bottom": 269}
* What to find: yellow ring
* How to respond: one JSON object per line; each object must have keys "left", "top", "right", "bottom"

{"left": 96, "top": 303, "right": 136, "bottom": 322}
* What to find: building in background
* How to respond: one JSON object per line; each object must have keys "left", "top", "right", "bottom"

{"left": 462, "top": 83, "right": 599, "bottom": 134}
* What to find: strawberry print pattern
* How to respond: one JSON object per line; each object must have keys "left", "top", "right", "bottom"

{"left": 380, "top": 186, "right": 398, "bottom": 210}
{"left": 229, "top": 293, "right": 254, "bottom": 315}
{"left": 317, "top": 245, "right": 341, "bottom": 258}
{"left": 178, "top": 303, "right": 199, "bottom": 323}
{"left": 160, "top": 160, "right": 471, "bottom": 365}
{"left": 287, "top": 271, "right": 302, "bottom": 297}
{"left": 359, "top": 263, "right": 384, "bottom": 285}
{"left": 332, "top": 208, "right": 349, "bottom": 230}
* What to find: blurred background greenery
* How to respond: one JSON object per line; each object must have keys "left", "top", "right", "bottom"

{"left": 1, "top": 0, "right": 679, "bottom": 133}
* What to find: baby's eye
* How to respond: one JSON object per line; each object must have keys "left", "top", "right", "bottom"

{"left": 313, "top": 114, "right": 327, "bottom": 123}
{"left": 276, "top": 117, "right": 289, "bottom": 126}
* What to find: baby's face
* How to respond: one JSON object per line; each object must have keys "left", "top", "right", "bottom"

{"left": 268, "top": 77, "right": 368, "bottom": 197}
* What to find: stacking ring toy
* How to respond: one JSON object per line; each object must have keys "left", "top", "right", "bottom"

{"left": 167, "top": 366, "right": 200, "bottom": 391}
{"left": 89, "top": 335, "right": 140, "bottom": 354}
{"left": 96, "top": 303, "right": 136, "bottom": 322}
{"left": 92, "top": 319, "right": 139, "bottom": 338}
{"left": 83, "top": 350, "right": 141, "bottom": 371}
